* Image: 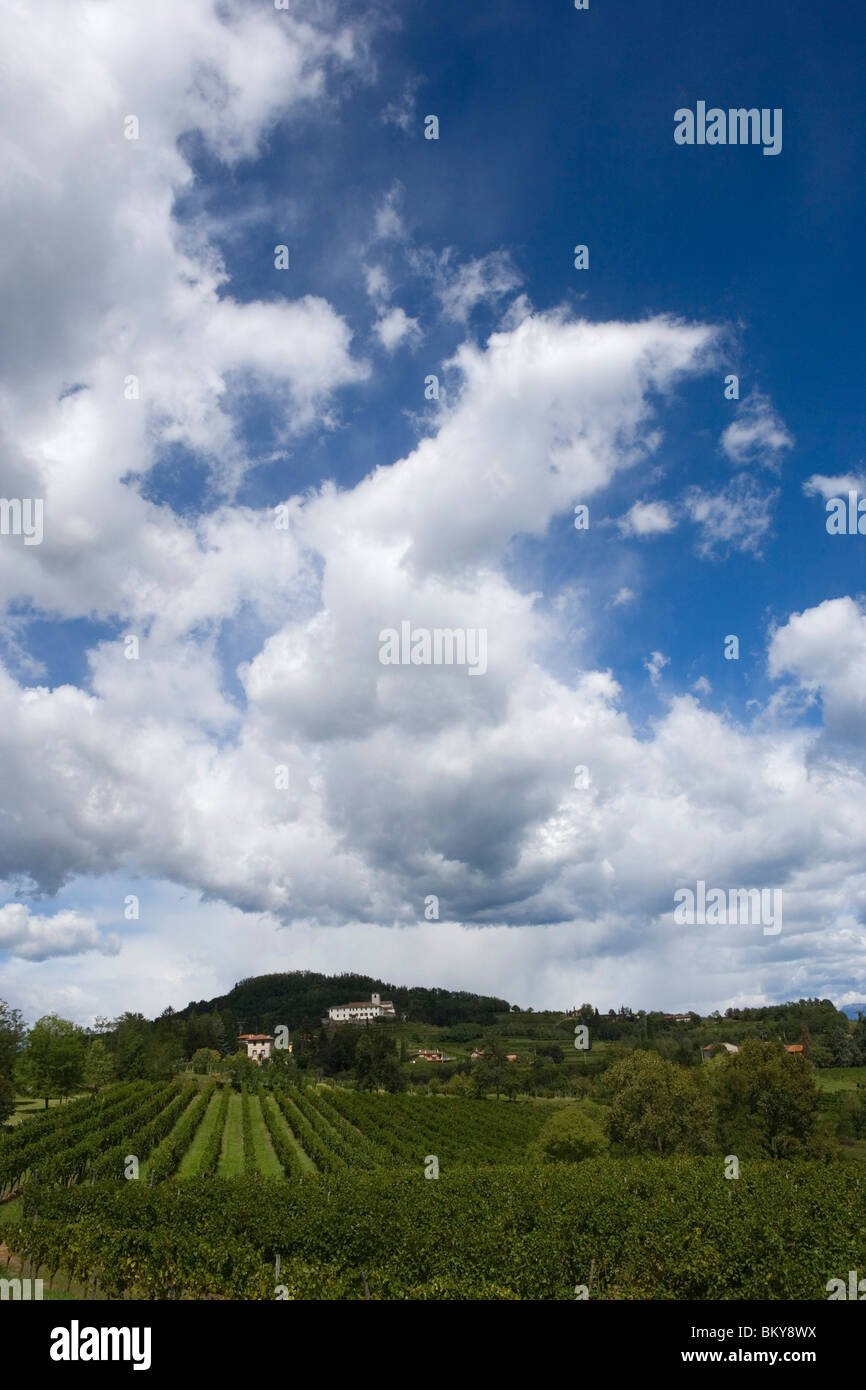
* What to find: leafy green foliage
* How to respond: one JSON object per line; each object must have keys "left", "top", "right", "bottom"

{"left": 241, "top": 1086, "right": 257, "bottom": 1176}
{"left": 354, "top": 1029, "right": 402, "bottom": 1092}
{"left": 7, "top": 1161, "right": 864, "bottom": 1300}
{"left": 180, "top": 971, "right": 509, "bottom": 1034}
{"left": 607, "top": 1050, "right": 716, "bottom": 1155}
{"left": 326, "top": 1088, "right": 554, "bottom": 1166}
{"left": 258, "top": 1093, "right": 307, "bottom": 1179}
{"left": 190, "top": 1048, "right": 221, "bottom": 1074}
{"left": 0, "top": 999, "right": 25, "bottom": 1124}
{"left": 198, "top": 1085, "right": 231, "bottom": 1177}
{"left": 713, "top": 1039, "right": 824, "bottom": 1157}
{"left": 0, "top": 1081, "right": 184, "bottom": 1191}
{"left": 148, "top": 1084, "right": 216, "bottom": 1181}
{"left": 220, "top": 1050, "right": 258, "bottom": 1090}
{"left": 82, "top": 1039, "right": 116, "bottom": 1092}
{"left": 16, "top": 1014, "right": 87, "bottom": 1106}
{"left": 528, "top": 1104, "right": 609, "bottom": 1163}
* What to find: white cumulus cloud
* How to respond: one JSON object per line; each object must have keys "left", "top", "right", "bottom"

{"left": 0, "top": 904, "right": 120, "bottom": 962}
{"left": 619, "top": 500, "right": 676, "bottom": 536}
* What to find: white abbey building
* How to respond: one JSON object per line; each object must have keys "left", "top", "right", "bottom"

{"left": 327, "top": 992, "right": 396, "bottom": 1024}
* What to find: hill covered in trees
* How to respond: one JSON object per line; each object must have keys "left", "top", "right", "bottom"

{"left": 178, "top": 971, "right": 511, "bottom": 1033}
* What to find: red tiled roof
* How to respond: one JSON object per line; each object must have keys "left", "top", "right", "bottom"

{"left": 239, "top": 1034, "right": 273, "bottom": 1041}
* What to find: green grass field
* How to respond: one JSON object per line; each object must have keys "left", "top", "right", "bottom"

{"left": 218, "top": 1091, "right": 245, "bottom": 1177}
{"left": 6, "top": 1094, "right": 89, "bottom": 1125}
{"left": 247, "top": 1094, "right": 283, "bottom": 1177}
{"left": 816, "top": 1066, "right": 866, "bottom": 1091}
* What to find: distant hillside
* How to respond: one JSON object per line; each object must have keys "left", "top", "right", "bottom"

{"left": 842, "top": 1004, "right": 866, "bottom": 1020}
{"left": 177, "top": 971, "right": 511, "bottom": 1032}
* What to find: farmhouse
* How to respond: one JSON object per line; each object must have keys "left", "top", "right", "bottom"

{"left": 410, "top": 1048, "right": 455, "bottom": 1063}
{"left": 326, "top": 992, "right": 397, "bottom": 1024}
{"left": 239, "top": 1033, "right": 274, "bottom": 1064}
{"left": 700, "top": 1042, "right": 739, "bottom": 1059}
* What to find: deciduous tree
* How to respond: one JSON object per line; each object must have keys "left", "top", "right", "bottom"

{"left": 607, "top": 1049, "right": 715, "bottom": 1155}
{"left": 0, "top": 999, "right": 25, "bottom": 1123}
{"left": 713, "top": 1038, "right": 822, "bottom": 1157}
{"left": 17, "top": 1015, "right": 86, "bottom": 1108}
{"left": 82, "top": 1038, "right": 115, "bottom": 1091}
{"left": 529, "top": 1104, "right": 609, "bottom": 1163}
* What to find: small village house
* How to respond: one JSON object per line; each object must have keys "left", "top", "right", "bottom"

{"left": 238, "top": 1033, "right": 274, "bottom": 1064}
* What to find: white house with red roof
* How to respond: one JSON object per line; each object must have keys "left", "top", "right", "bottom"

{"left": 238, "top": 1033, "right": 274, "bottom": 1063}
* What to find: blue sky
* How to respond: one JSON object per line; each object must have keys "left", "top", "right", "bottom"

{"left": 1, "top": 0, "right": 865, "bottom": 1024}
{"left": 177, "top": 0, "right": 866, "bottom": 724}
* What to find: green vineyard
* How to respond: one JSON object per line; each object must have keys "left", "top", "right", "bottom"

{"left": 2, "top": 1081, "right": 864, "bottom": 1300}
{"left": 0, "top": 1080, "right": 557, "bottom": 1193}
